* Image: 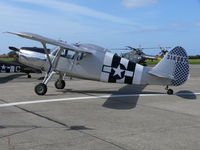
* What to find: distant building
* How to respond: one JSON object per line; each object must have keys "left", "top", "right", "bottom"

{"left": 0, "top": 54, "right": 9, "bottom": 58}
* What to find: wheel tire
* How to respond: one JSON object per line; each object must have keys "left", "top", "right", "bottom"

{"left": 28, "top": 74, "right": 31, "bottom": 78}
{"left": 167, "top": 89, "right": 174, "bottom": 95}
{"left": 35, "top": 83, "right": 47, "bottom": 95}
{"left": 55, "top": 80, "right": 65, "bottom": 89}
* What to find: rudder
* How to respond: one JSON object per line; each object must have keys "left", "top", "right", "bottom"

{"left": 170, "top": 46, "right": 189, "bottom": 86}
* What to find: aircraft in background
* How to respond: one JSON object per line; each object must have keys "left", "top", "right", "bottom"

{"left": 0, "top": 47, "right": 42, "bottom": 78}
{"left": 8, "top": 46, "right": 48, "bottom": 77}
{"left": 111, "top": 46, "right": 170, "bottom": 65}
{"left": 6, "top": 32, "right": 189, "bottom": 96}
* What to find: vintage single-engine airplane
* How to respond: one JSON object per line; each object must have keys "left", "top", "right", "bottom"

{"left": 6, "top": 32, "right": 189, "bottom": 95}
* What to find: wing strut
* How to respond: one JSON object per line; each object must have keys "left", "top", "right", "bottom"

{"left": 42, "top": 46, "right": 63, "bottom": 86}
{"left": 41, "top": 42, "right": 52, "bottom": 67}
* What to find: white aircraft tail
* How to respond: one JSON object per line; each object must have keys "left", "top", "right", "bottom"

{"left": 149, "top": 46, "right": 189, "bottom": 86}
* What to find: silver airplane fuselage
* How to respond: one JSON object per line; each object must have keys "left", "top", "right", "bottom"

{"left": 18, "top": 47, "right": 48, "bottom": 71}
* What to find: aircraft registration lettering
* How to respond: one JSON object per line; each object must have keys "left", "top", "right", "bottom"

{"left": 167, "top": 54, "right": 187, "bottom": 63}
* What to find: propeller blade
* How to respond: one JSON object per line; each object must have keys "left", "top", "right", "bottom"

{"left": 9, "top": 46, "right": 20, "bottom": 52}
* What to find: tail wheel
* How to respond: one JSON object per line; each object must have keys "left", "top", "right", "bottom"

{"left": 167, "top": 89, "right": 174, "bottom": 95}
{"left": 27, "top": 74, "right": 31, "bottom": 78}
{"left": 35, "top": 83, "right": 47, "bottom": 95}
{"left": 55, "top": 80, "right": 65, "bottom": 89}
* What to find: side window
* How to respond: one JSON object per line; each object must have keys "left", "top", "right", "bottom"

{"left": 66, "top": 50, "right": 76, "bottom": 59}
{"left": 77, "top": 53, "right": 87, "bottom": 61}
{"left": 77, "top": 53, "right": 83, "bottom": 61}
{"left": 60, "top": 49, "right": 75, "bottom": 59}
{"left": 60, "top": 49, "right": 86, "bottom": 60}
{"left": 61, "top": 49, "right": 68, "bottom": 57}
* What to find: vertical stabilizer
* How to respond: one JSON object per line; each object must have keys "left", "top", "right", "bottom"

{"left": 149, "top": 46, "right": 189, "bottom": 86}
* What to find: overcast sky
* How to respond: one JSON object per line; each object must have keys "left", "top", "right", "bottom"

{"left": 0, "top": 0, "right": 200, "bottom": 55}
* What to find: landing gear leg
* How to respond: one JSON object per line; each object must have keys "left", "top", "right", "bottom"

{"left": 27, "top": 73, "right": 31, "bottom": 78}
{"left": 35, "top": 71, "right": 56, "bottom": 95}
{"left": 165, "top": 85, "right": 174, "bottom": 95}
{"left": 34, "top": 42, "right": 63, "bottom": 95}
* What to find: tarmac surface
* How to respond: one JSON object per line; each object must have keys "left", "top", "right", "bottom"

{"left": 0, "top": 65, "right": 199, "bottom": 150}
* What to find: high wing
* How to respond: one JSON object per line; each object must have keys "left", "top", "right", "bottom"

{"left": 5, "top": 32, "right": 93, "bottom": 54}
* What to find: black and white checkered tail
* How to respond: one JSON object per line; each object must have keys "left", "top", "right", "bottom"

{"left": 170, "top": 47, "right": 189, "bottom": 86}
{"left": 149, "top": 46, "right": 189, "bottom": 86}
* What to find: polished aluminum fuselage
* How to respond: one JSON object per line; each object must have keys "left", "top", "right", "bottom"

{"left": 18, "top": 49, "right": 47, "bottom": 71}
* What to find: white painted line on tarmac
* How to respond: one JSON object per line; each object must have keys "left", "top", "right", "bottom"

{"left": 0, "top": 93, "right": 200, "bottom": 108}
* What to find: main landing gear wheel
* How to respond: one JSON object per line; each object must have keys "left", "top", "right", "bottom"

{"left": 35, "top": 83, "right": 47, "bottom": 95}
{"left": 27, "top": 74, "right": 31, "bottom": 78}
{"left": 55, "top": 80, "right": 65, "bottom": 89}
{"left": 167, "top": 89, "right": 174, "bottom": 95}
{"left": 165, "top": 86, "right": 173, "bottom": 95}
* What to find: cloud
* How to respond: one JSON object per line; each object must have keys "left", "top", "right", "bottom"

{"left": 0, "top": 2, "right": 103, "bottom": 48}
{"left": 0, "top": 2, "right": 107, "bottom": 34}
{"left": 0, "top": 0, "right": 164, "bottom": 54}
{"left": 13, "top": 0, "right": 141, "bottom": 26}
{"left": 122, "top": 0, "right": 158, "bottom": 8}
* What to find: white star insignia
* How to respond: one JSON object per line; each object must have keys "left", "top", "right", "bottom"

{"left": 113, "top": 65, "right": 124, "bottom": 78}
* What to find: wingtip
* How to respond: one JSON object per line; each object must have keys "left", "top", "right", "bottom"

{"left": 2, "top": 31, "right": 9, "bottom": 34}
{"left": 3, "top": 31, "right": 16, "bottom": 34}
{"left": 2, "top": 32, "right": 27, "bottom": 37}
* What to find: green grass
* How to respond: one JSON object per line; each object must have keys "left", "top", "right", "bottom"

{"left": 146, "top": 59, "right": 200, "bottom": 65}
{"left": 146, "top": 60, "right": 159, "bottom": 65}
{"left": 0, "top": 57, "right": 19, "bottom": 66}
{"left": 0, "top": 57, "right": 16, "bottom": 62}
{"left": 188, "top": 59, "right": 200, "bottom": 64}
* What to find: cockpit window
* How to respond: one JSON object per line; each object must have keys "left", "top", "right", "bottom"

{"left": 51, "top": 47, "right": 60, "bottom": 56}
{"left": 59, "top": 49, "right": 76, "bottom": 59}
{"left": 66, "top": 50, "right": 76, "bottom": 59}
{"left": 52, "top": 48, "right": 86, "bottom": 60}
{"left": 60, "top": 49, "right": 68, "bottom": 57}
{"left": 77, "top": 53, "right": 86, "bottom": 61}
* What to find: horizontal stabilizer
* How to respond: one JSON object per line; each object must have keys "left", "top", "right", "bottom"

{"left": 149, "top": 71, "right": 175, "bottom": 80}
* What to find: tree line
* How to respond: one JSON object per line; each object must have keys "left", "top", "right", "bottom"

{"left": 189, "top": 55, "right": 200, "bottom": 59}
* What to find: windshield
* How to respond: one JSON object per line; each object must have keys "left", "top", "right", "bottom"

{"left": 51, "top": 47, "right": 60, "bottom": 55}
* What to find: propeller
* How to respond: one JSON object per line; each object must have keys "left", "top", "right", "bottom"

{"left": 9, "top": 46, "right": 20, "bottom": 52}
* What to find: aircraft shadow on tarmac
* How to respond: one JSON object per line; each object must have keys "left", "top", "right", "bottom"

{"left": 0, "top": 73, "right": 26, "bottom": 84}
{"left": 102, "top": 85, "right": 148, "bottom": 110}
{"left": 61, "top": 84, "right": 164, "bottom": 110}
{"left": 176, "top": 90, "right": 197, "bottom": 100}
{"left": 56, "top": 85, "right": 197, "bottom": 109}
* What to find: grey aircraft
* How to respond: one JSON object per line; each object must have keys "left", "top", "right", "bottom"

{"left": 6, "top": 32, "right": 189, "bottom": 96}
{"left": 112, "top": 46, "right": 170, "bottom": 65}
